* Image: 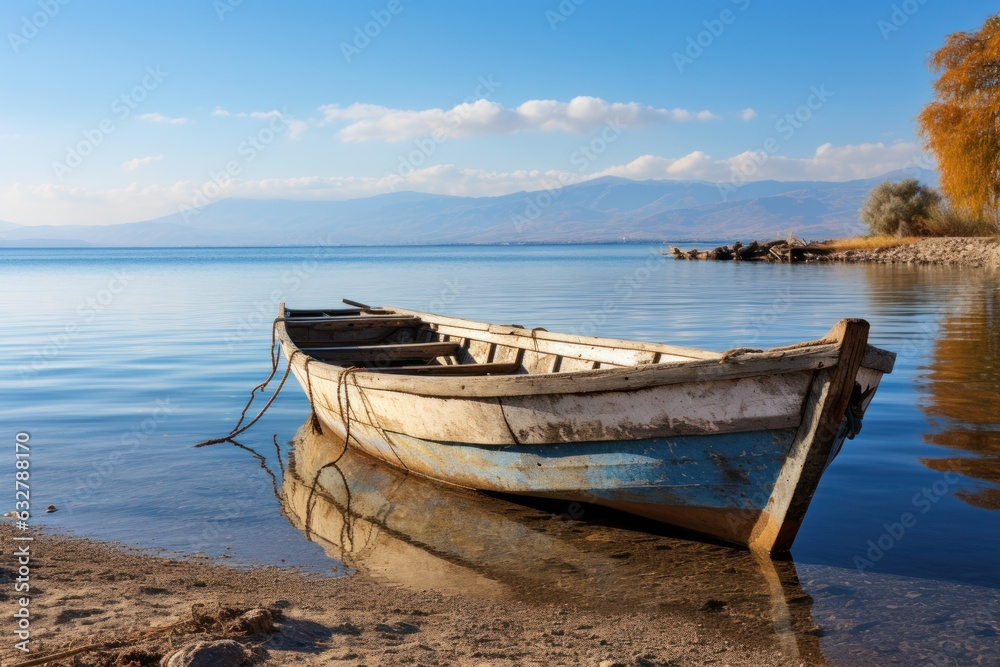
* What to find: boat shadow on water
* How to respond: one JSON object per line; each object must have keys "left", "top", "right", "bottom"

{"left": 276, "top": 420, "right": 826, "bottom": 662}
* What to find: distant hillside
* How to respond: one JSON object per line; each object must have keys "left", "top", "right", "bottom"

{"left": 0, "top": 169, "right": 939, "bottom": 246}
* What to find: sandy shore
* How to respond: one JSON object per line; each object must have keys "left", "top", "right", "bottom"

{"left": 0, "top": 524, "right": 818, "bottom": 667}
{"left": 822, "top": 237, "right": 1000, "bottom": 269}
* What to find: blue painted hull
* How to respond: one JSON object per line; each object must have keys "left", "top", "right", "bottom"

{"left": 326, "top": 423, "right": 801, "bottom": 545}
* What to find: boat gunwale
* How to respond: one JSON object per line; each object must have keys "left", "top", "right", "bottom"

{"left": 279, "top": 334, "right": 842, "bottom": 399}
{"left": 275, "top": 304, "right": 895, "bottom": 399}
{"left": 386, "top": 305, "right": 722, "bottom": 360}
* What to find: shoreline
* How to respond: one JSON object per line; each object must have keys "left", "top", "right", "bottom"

{"left": 819, "top": 237, "right": 1000, "bottom": 269}
{"left": 0, "top": 524, "right": 812, "bottom": 667}
{"left": 671, "top": 237, "right": 1000, "bottom": 270}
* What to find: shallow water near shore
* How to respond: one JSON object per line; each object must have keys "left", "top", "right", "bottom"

{"left": 2, "top": 244, "right": 999, "bottom": 664}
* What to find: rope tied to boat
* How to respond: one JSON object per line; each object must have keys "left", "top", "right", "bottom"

{"left": 718, "top": 347, "right": 763, "bottom": 362}
{"left": 529, "top": 327, "right": 547, "bottom": 355}
{"left": 304, "top": 356, "right": 323, "bottom": 435}
{"left": 195, "top": 316, "right": 313, "bottom": 448}
{"left": 839, "top": 382, "right": 875, "bottom": 441}
{"left": 718, "top": 336, "right": 835, "bottom": 364}
{"left": 347, "top": 366, "right": 411, "bottom": 471}
{"left": 335, "top": 365, "right": 365, "bottom": 454}
{"left": 304, "top": 456, "right": 356, "bottom": 559}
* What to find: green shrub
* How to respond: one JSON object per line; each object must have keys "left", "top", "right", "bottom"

{"left": 860, "top": 179, "right": 942, "bottom": 236}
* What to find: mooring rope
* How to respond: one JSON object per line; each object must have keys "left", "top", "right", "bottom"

{"left": 334, "top": 365, "right": 366, "bottom": 459}
{"left": 195, "top": 316, "right": 302, "bottom": 448}
{"left": 838, "top": 382, "right": 874, "bottom": 440}
{"left": 271, "top": 434, "right": 286, "bottom": 477}
{"left": 767, "top": 336, "right": 835, "bottom": 353}
{"left": 304, "top": 356, "right": 323, "bottom": 435}
{"left": 194, "top": 357, "right": 295, "bottom": 448}
{"left": 718, "top": 347, "right": 764, "bottom": 363}
{"left": 303, "top": 456, "right": 355, "bottom": 558}
{"left": 226, "top": 439, "right": 281, "bottom": 500}
{"left": 348, "top": 367, "right": 410, "bottom": 471}
{"left": 529, "top": 326, "right": 547, "bottom": 355}
{"left": 719, "top": 336, "right": 835, "bottom": 364}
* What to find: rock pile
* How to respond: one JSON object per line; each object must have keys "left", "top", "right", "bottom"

{"left": 670, "top": 239, "right": 832, "bottom": 263}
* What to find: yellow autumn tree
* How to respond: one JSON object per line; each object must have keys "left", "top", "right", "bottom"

{"left": 917, "top": 15, "right": 1000, "bottom": 224}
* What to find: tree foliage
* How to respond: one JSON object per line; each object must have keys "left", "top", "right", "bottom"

{"left": 860, "top": 179, "right": 941, "bottom": 236}
{"left": 917, "top": 15, "right": 1000, "bottom": 223}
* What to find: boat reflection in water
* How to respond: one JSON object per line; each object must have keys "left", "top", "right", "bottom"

{"left": 280, "top": 421, "right": 824, "bottom": 661}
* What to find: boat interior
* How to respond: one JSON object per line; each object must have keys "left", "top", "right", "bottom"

{"left": 281, "top": 300, "right": 721, "bottom": 377}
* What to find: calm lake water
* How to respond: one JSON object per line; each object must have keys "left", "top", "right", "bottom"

{"left": 2, "top": 245, "right": 998, "bottom": 664}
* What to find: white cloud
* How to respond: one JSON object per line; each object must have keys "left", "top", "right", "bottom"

{"left": 239, "top": 110, "right": 309, "bottom": 139}
{"left": 122, "top": 155, "right": 164, "bottom": 171}
{"left": 240, "top": 110, "right": 282, "bottom": 119}
{"left": 0, "top": 182, "right": 195, "bottom": 227}
{"left": 213, "top": 108, "right": 309, "bottom": 139}
{"left": 286, "top": 120, "right": 308, "bottom": 140}
{"left": 320, "top": 96, "right": 719, "bottom": 142}
{"left": 138, "top": 113, "right": 193, "bottom": 125}
{"left": 598, "top": 142, "right": 928, "bottom": 183}
{"left": 0, "top": 143, "right": 931, "bottom": 226}
{"left": 741, "top": 108, "right": 758, "bottom": 121}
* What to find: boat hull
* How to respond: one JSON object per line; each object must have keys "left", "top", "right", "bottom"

{"left": 304, "top": 416, "right": 798, "bottom": 545}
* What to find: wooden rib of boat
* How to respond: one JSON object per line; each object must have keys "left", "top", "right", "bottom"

{"left": 276, "top": 299, "right": 896, "bottom": 555}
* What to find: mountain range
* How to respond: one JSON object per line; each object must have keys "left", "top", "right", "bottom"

{"left": 0, "top": 169, "right": 938, "bottom": 246}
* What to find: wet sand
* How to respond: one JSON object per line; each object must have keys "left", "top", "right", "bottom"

{"left": 0, "top": 522, "right": 811, "bottom": 667}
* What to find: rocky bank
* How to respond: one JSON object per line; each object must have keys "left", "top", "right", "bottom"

{"left": 824, "top": 237, "right": 1000, "bottom": 269}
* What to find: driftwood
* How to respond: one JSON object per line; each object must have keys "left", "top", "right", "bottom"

{"left": 669, "top": 239, "right": 834, "bottom": 263}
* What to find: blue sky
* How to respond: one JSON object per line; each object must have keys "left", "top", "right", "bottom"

{"left": 0, "top": 0, "right": 994, "bottom": 225}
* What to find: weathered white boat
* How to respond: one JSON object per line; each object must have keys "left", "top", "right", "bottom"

{"left": 276, "top": 299, "right": 895, "bottom": 555}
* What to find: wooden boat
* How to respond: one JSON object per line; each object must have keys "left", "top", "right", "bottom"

{"left": 276, "top": 299, "right": 895, "bottom": 555}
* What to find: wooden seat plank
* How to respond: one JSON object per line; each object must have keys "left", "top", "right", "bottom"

{"left": 285, "top": 314, "right": 414, "bottom": 325}
{"left": 284, "top": 308, "right": 394, "bottom": 319}
{"left": 290, "top": 316, "right": 422, "bottom": 331}
{"left": 367, "top": 362, "right": 521, "bottom": 376}
{"left": 307, "top": 342, "right": 459, "bottom": 363}
{"left": 284, "top": 308, "right": 362, "bottom": 317}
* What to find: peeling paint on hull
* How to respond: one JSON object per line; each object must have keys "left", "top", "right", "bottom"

{"left": 311, "top": 416, "right": 796, "bottom": 546}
